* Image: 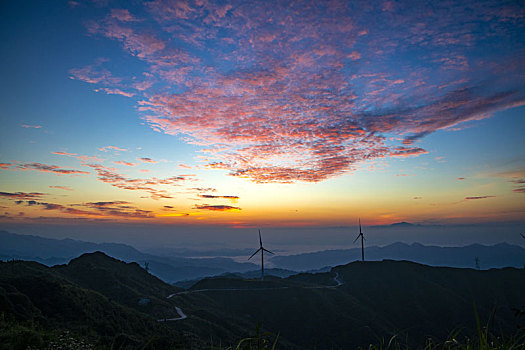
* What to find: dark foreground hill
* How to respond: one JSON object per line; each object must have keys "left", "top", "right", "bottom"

{"left": 1, "top": 253, "right": 524, "bottom": 349}
{"left": 172, "top": 260, "right": 525, "bottom": 349}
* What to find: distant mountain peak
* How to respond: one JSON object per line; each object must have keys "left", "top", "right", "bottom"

{"left": 390, "top": 221, "right": 415, "bottom": 227}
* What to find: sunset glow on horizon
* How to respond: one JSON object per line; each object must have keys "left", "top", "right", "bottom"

{"left": 1, "top": 0, "right": 524, "bottom": 247}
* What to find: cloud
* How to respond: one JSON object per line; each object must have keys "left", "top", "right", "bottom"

{"left": 464, "top": 196, "right": 496, "bottom": 200}
{"left": 194, "top": 204, "right": 241, "bottom": 212}
{"left": 113, "top": 160, "right": 137, "bottom": 166}
{"left": 390, "top": 147, "right": 428, "bottom": 157}
{"left": 99, "top": 146, "right": 128, "bottom": 152}
{"left": 0, "top": 163, "right": 12, "bottom": 169}
{"left": 511, "top": 179, "right": 525, "bottom": 193}
{"left": 492, "top": 170, "right": 525, "bottom": 194}
{"left": 53, "top": 151, "right": 103, "bottom": 162}
{"left": 94, "top": 87, "right": 135, "bottom": 97}
{"left": 21, "top": 124, "right": 42, "bottom": 129}
{"left": 75, "top": 0, "right": 525, "bottom": 183}
{"left": 191, "top": 187, "right": 217, "bottom": 193}
{"left": 69, "top": 59, "right": 121, "bottom": 85}
{"left": 0, "top": 192, "right": 45, "bottom": 200}
{"left": 76, "top": 200, "right": 154, "bottom": 218}
{"left": 16, "top": 163, "right": 90, "bottom": 175}
{"left": 199, "top": 194, "right": 239, "bottom": 199}
{"left": 110, "top": 8, "right": 140, "bottom": 22}
{"left": 198, "top": 194, "right": 239, "bottom": 203}
{"left": 138, "top": 157, "right": 157, "bottom": 163}
{"left": 83, "top": 163, "right": 191, "bottom": 199}
{"left": 13, "top": 198, "right": 154, "bottom": 219}
{"left": 49, "top": 186, "right": 73, "bottom": 191}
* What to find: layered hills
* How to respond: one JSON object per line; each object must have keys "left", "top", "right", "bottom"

{"left": 1, "top": 251, "right": 524, "bottom": 349}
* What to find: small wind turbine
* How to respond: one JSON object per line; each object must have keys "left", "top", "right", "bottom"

{"left": 353, "top": 218, "right": 365, "bottom": 261}
{"left": 248, "top": 229, "right": 274, "bottom": 280}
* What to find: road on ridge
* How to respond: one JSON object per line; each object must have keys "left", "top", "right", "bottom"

{"left": 160, "top": 271, "right": 344, "bottom": 321}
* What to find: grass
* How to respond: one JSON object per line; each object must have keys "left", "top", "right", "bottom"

{"left": 364, "top": 306, "right": 525, "bottom": 350}
{"left": 211, "top": 323, "right": 279, "bottom": 350}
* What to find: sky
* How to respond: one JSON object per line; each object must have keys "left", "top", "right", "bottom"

{"left": 0, "top": 0, "right": 524, "bottom": 252}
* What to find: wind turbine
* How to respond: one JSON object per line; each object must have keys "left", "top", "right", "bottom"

{"left": 248, "top": 229, "right": 274, "bottom": 280}
{"left": 353, "top": 218, "right": 365, "bottom": 261}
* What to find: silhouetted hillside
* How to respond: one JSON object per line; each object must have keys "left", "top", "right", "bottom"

{"left": 0, "top": 257, "right": 194, "bottom": 349}
{"left": 164, "top": 261, "right": 525, "bottom": 349}
{"left": 1, "top": 251, "right": 524, "bottom": 349}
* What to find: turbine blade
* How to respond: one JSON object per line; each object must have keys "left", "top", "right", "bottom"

{"left": 262, "top": 248, "right": 274, "bottom": 255}
{"left": 521, "top": 233, "right": 525, "bottom": 240}
{"left": 353, "top": 234, "right": 360, "bottom": 243}
{"left": 248, "top": 248, "right": 261, "bottom": 260}
{"left": 259, "top": 229, "right": 263, "bottom": 247}
{"left": 359, "top": 218, "right": 362, "bottom": 234}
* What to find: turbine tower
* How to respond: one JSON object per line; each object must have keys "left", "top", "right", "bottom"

{"left": 353, "top": 218, "right": 365, "bottom": 261}
{"left": 248, "top": 229, "right": 274, "bottom": 280}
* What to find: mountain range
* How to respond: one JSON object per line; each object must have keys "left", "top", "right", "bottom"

{"left": 269, "top": 241, "right": 525, "bottom": 271}
{"left": 1, "top": 251, "right": 524, "bottom": 349}
{"left": 2, "top": 230, "right": 525, "bottom": 284}
{"left": 0, "top": 230, "right": 258, "bottom": 283}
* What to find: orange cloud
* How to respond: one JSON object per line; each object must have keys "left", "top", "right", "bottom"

{"left": 464, "top": 196, "right": 495, "bottom": 200}
{"left": 194, "top": 204, "right": 241, "bottom": 212}
{"left": 49, "top": 186, "right": 73, "bottom": 191}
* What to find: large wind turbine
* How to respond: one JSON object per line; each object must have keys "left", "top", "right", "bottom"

{"left": 248, "top": 229, "right": 274, "bottom": 280}
{"left": 353, "top": 219, "right": 365, "bottom": 261}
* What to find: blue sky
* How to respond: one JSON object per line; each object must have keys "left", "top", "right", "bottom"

{"left": 0, "top": 0, "right": 524, "bottom": 251}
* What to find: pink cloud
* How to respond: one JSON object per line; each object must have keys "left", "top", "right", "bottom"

{"left": 94, "top": 88, "right": 135, "bottom": 97}
{"left": 21, "top": 124, "right": 42, "bottom": 129}
{"left": 113, "top": 160, "right": 137, "bottom": 166}
{"left": 73, "top": 0, "right": 525, "bottom": 184}
{"left": 52, "top": 151, "right": 103, "bottom": 162}
{"left": 69, "top": 61, "right": 121, "bottom": 85}
{"left": 16, "top": 163, "right": 90, "bottom": 176}
{"left": 83, "top": 163, "right": 191, "bottom": 199}
{"left": 110, "top": 8, "right": 140, "bottom": 22}
{"left": 99, "top": 146, "right": 128, "bottom": 152}
{"left": 138, "top": 157, "right": 157, "bottom": 163}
